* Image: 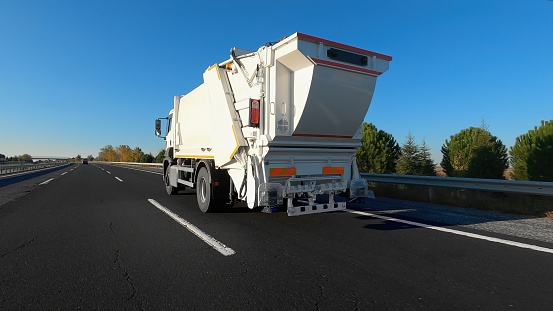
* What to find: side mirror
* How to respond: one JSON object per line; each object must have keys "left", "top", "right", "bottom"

{"left": 155, "top": 119, "right": 162, "bottom": 137}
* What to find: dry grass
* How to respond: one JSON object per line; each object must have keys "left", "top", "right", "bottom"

{"left": 434, "top": 166, "right": 446, "bottom": 177}
{"left": 504, "top": 167, "right": 515, "bottom": 180}
{"left": 435, "top": 166, "right": 515, "bottom": 180}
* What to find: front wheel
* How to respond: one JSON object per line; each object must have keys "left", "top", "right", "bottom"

{"left": 165, "top": 166, "right": 178, "bottom": 195}
{"left": 196, "top": 167, "right": 216, "bottom": 213}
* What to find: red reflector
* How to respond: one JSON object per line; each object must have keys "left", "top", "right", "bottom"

{"left": 322, "top": 166, "right": 344, "bottom": 174}
{"left": 250, "top": 99, "right": 260, "bottom": 127}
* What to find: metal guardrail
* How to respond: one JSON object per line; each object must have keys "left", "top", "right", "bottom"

{"left": 90, "top": 163, "right": 553, "bottom": 196}
{"left": 0, "top": 162, "right": 67, "bottom": 175}
{"left": 361, "top": 173, "right": 553, "bottom": 196}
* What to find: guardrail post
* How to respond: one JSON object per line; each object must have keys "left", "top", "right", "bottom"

{"left": 428, "top": 186, "right": 434, "bottom": 202}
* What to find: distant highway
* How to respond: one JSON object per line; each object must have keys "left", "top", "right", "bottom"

{"left": 1, "top": 163, "right": 553, "bottom": 310}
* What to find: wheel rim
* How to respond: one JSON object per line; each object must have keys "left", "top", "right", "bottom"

{"left": 199, "top": 177, "right": 207, "bottom": 203}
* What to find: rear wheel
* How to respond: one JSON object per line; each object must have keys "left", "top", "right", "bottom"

{"left": 196, "top": 167, "right": 216, "bottom": 213}
{"left": 165, "top": 166, "right": 178, "bottom": 195}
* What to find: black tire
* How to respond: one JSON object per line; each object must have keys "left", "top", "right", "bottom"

{"left": 196, "top": 167, "right": 216, "bottom": 213}
{"left": 213, "top": 169, "right": 233, "bottom": 211}
{"left": 165, "top": 166, "right": 178, "bottom": 195}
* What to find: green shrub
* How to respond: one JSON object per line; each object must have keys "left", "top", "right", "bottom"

{"left": 441, "top": 127, "right": 508, "bottom": 179}
{"left": 510, "top": 120, "right": 553, "bottom": 181}
{"left": 356, "top": 123, "right": 400, "bottom": 173}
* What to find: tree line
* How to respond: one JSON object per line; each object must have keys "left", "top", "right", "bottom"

{"left": 1, "top": 147, "right": 165, "bottom": 164}
{"left": 0, "top": 154, "right": 33, "bottom": 162}
{"left": 96, "top": 145, "right": 165, "bottom": 163}
{"left": 91, "top": 120, "right": 551, "bottom": 182}
{"left": 356, "top": 120, "right": 553, "bottom": 182}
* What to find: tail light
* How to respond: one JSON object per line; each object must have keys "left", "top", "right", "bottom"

{"left": 250, "top": 99, "right": 260, "bottom": 127}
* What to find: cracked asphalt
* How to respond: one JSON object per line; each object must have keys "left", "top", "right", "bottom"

{"left": 1, "top": 163, "right": 553, "bottom": 310}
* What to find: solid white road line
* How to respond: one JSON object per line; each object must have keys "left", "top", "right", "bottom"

{"left": 347, "top": 209, "right": 553, "bottom": 255}
{"left": 148, "top": 199, "right": 236, "bottom": 256}
{"left": 110, "top": 165, "right": 163, "bottom": 175}
{"left": 115, "top": 177, "right": 123, "bottom": 182}
{"left": 39, "top": 178, "right": 54, "bottom": 185}
{"left": 1, "top": 171, "right": 41, "bottom": 179}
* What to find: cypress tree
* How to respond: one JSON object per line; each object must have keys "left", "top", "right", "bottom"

{"left": 419, "top": 139, "right": 436, "bottom": 176}
{"left": 396, "top": 133, "right": 436, "bottom": 176}
{"left": 396, "top": 132, "right": 420, "bottom": 175}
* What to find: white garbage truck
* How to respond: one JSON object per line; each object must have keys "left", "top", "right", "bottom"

{"left": 155, "top": 32, "right": 391, "bottom": 216}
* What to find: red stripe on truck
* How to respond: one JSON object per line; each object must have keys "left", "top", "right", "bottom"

{"left": 297, "top": 33, "right": 393, "bottom": 61}
{"left": 311, "top": 58, "right": 384, "bottom": 76}
{"left": 292, "top": 133, "right": 353, "bottom": 139}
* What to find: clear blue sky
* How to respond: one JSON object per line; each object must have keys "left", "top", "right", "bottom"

{"left": 1, "top": 0, "right": 552, "bottom": 162}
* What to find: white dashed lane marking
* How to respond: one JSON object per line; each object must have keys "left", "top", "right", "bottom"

{"left": 148, "top": 199, "right": 235, "bottom": 256}
{"left": 39, "top": 178, "right": 54, "bottom": 185}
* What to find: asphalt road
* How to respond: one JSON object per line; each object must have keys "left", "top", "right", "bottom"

{"left": 1, "top": 163, "right": 553, "bottom": 310}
